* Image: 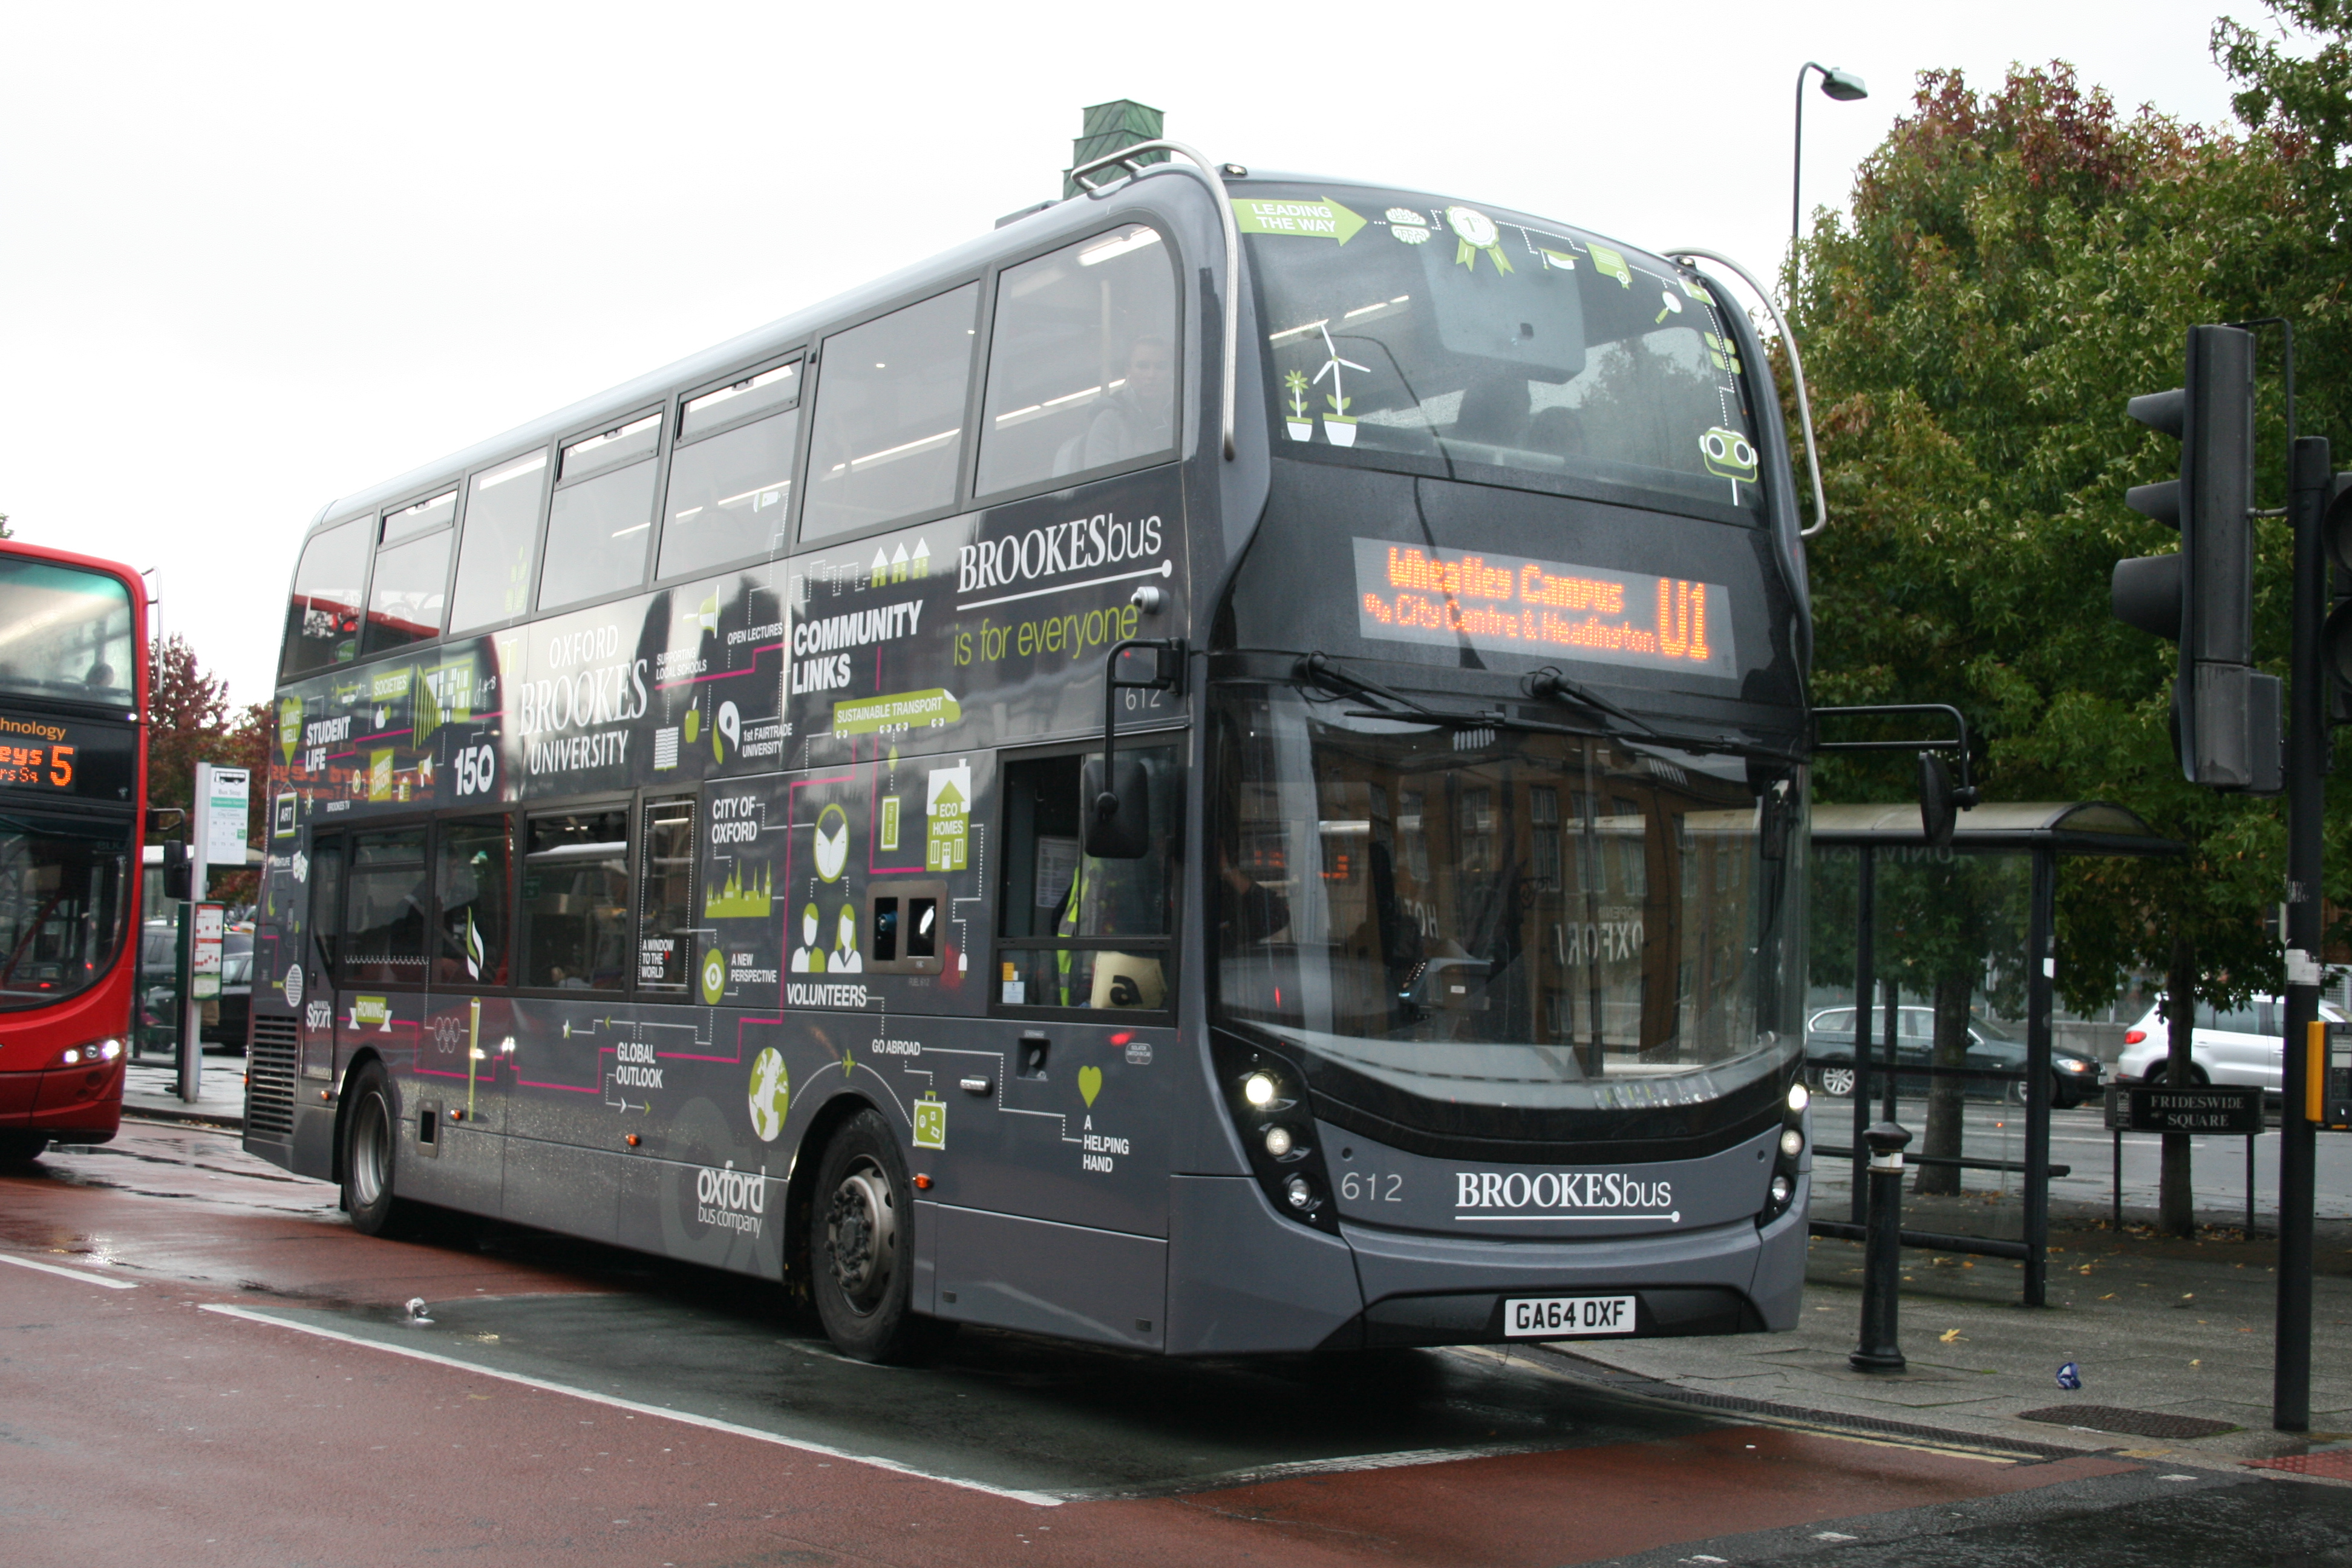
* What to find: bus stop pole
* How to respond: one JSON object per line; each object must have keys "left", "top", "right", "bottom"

{"left": 2023, "top": 848, "right": 2055, "bottom": 1308}
{"left": 2274, "top": 434, "right": 2330, "bottom": 1432}
{"left": 177, "top": 770, "right": 213, "bottom": 1104}
{"left": 1851, "top": 845, "right": 1875, "bottom": 1224}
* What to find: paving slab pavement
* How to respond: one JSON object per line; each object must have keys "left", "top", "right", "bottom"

{"left": 118, "top": 1053, "right": 245, "bottom": 1128}
{"left": 1555, "top": 1220, "right": 2352, "bottom": 1470}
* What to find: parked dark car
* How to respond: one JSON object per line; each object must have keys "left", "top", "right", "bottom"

{"left": 137, "top": 918, "right": 253, "bottom": 1053}
{"left": 1803, "top": 1004, "right": 2103, "bottom": 1109}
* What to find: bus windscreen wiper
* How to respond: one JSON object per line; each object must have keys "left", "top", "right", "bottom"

{"left": 1523, "top": 665, "right": 1659, "bottom": 737}
{"left": 1295, "top": 651, "right": 1614, "bottom": 737}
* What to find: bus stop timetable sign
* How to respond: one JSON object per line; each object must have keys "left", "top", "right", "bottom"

{"left": 190, "top": 903, "right": 224, "bottom": 1002}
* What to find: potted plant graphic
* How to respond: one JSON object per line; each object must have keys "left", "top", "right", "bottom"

{"left": 1282, "top": 370, "right": 1314, "bottom": 442}
{"left": 1313, "top": 324, "right": 1368, "bottom": 449}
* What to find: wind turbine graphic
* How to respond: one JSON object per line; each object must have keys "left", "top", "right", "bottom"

{"left": 1314, "top": 322, "right": 1370, "bottom": 448}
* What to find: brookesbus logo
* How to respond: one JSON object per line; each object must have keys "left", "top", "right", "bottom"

{"left": 696, "top": 1162, "right": 766, "bottom": 1238}
{"left": 1454, "top": 1171, "right": 1678, "bottom": 1223}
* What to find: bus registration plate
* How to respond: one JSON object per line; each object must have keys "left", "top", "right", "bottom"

{"left": 1504, "top": 1295, "right": 1637, "bottom": 1338}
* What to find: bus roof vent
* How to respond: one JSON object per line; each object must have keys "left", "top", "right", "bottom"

{"left": 1064, "top": 99, "right": 1166, "bottom": 198}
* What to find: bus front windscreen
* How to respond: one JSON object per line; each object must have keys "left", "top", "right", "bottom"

{"left": 0, "top": 811, "right": 132, "bottom": 1008}
{"left": 0, "top": 559, "right": 136, "bottom": 709}
{"left": 1213, "top": 685, "right": 1802, "bottom": 1135}
{"left": 1241, "top": 184, "right": 1766, "bottom": 522}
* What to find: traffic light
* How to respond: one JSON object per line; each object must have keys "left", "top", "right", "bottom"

{"left": 2321, "top": 474, "right": 2352, "bottom": 720}
{"left": 2110, "top": 323, "right": 2281, "bottom": 792}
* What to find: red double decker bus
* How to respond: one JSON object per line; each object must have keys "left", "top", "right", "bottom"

{"left": 0, "top": 543, "right": 148, "bottom": 1164}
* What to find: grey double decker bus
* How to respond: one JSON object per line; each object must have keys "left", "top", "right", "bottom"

{"left": 246, "top": 145, "right": 1817, "bottom": 1362}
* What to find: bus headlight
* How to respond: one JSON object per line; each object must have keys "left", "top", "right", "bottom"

{"left": 1779, "top": 1127, "right": 1805, "bottom": 1160}
{"left": 1243, "top": 1072, "right": 1278, "bottom": 1108}
{"left": 57, "top": 1039, "right": 123, "bottom": 1067}
{"left": 1284, "top": 1175, "right": 1314, "bottom": 1209}
{"left": 1263, "top": 1125, "right": 1294, "bottom": 1158}
{"left": 1787, "top": 1082, "right": 1810, "bottom": 1114}
{"left": 1769, "top": 1174, "right": 1794, "bottom": 1206}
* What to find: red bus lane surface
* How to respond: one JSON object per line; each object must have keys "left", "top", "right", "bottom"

{"left": 1, "top": 1128, "right": 2146, "bottom": 1567}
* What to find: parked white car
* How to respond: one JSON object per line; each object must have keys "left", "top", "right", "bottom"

{"left": 2117, "top": 995, "right": 2345, "bottom": 1093}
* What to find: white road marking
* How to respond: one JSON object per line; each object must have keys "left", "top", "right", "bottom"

{"left": 197, "top": 1303, "right": 1062, "bottom": 1506}
{"left": 0, "top": 1252, "right": 139, "bottom": 1289}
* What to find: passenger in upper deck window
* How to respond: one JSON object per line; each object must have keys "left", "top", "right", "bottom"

{"left": 1083, "top": 335, "right": 1175, "bottom": 468}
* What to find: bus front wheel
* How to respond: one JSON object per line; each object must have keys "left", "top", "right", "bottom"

{"left": 342, "top": 1063, "right": 421, "bottom": 1238}
{"left": 812, "top": 1109, "right": 952, "bottom": 1364}
{"left": 0, "top": 1132, "right": 48, "bottom": 1166}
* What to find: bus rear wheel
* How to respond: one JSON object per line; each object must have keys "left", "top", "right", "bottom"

{"left": 341, "top": 1062, "right": 421, "bottom": 1238}
{"left": 812, "top": 1109, "right": 952, "bottom": 1364}
{"left": 0, "top": 1132, "right": 49, "bottom": 1166}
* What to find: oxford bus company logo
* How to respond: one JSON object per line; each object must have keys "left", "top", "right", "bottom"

{"left": 1453, "top": 1170, "right": 1678, "bottom": 1223}
{"left": 696, "top": 1162, "right": 766, "bottom": 1238}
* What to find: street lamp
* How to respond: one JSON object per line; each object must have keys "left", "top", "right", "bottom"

{"left": 1792, "top": 61, "right": 1869, "bottom": 263}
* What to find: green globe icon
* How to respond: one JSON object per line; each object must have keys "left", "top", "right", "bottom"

{"left": 748, "top": 1048, "right": 789, "bottom": 1142}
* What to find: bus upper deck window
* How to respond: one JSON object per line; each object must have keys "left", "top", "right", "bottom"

{"left": 281, "top": 517, "right": 368, "bottom": 681}
{"left": 449, "top": 451, "right": 549, "bottom": 634}
{"left": 660, "top": 360, "right": 801, "bottom": 581}
{"left": 976, "top": 226, "right": 1178, "bottom": 499}
{"left": 541, "top": 413, "right": 661, "bottom": 612}
{"left": 799, "top": 283, "right": 979, "bottom": 544}
{"left": 363, "top": 489, "right": 456, "bottom": 658}
{"left": 0, "top": 558, "right": 137, "bottom": 708}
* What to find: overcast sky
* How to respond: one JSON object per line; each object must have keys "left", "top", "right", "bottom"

{"left": 0, "top": 1, "right": 2277, "bottom": 703}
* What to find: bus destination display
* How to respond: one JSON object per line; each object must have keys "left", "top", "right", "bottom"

{"left": 0, "top": 711, "right": 133, "bottom": 800}
{"left": 1352, "top": 538, "right": 1736, "bottom": 678}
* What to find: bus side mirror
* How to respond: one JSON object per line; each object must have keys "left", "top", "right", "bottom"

{"left": 160, "top": 840, "right": 192, "bottom": 902}
{"left": 1089, "top": 636, "right": 1184, "bottom": 860}
{"left": 1919, "top": 751, "right": 1956, "bottom": 849}
{"left": 1082, "top": 756, "right": 1151, "bottom": 859}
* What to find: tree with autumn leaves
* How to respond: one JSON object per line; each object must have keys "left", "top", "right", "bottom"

{"left": 148, "top": 635, "right": 270, "bottom": 903}
{"left": 1788, "top": 3, "right": 2352, "bottom": 1220}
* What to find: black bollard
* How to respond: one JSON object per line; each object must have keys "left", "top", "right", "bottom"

{"left": 1850, "top": 1120, "right": 1912, "bottom": 1374}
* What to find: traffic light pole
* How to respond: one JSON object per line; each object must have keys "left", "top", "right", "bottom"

{"left": 2278, "top": 434, "right": 2331, "bottom": 1432}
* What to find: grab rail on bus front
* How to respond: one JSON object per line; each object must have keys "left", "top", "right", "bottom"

{"left": 1067, "top": 139, "right": 1241, "bottom": 462}
{"left": 1665, "top": 246, "right": 1829, "bottom": 540}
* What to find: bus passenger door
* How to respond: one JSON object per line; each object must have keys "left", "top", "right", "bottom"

{"left": 414, "top": 814, "right": 511, "bottom": 1215}
{"left": 497, "top": 801, "right": 650, "bottom": 1247}
{"left": 927, "top": 746, "right": 1181, "bottom": 1351}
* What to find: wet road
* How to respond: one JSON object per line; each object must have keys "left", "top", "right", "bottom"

{"left": 4, "top": 1123, "right": 2350, "bottom": 1566}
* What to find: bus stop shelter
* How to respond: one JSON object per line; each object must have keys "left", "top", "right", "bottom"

{"left": 1806, "top": 801, "right": 2183, "bottom": 1305}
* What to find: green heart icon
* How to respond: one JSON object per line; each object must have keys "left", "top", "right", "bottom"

{"left": 1078, "top": 1065, "right": 1103, "bottom": 1107}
